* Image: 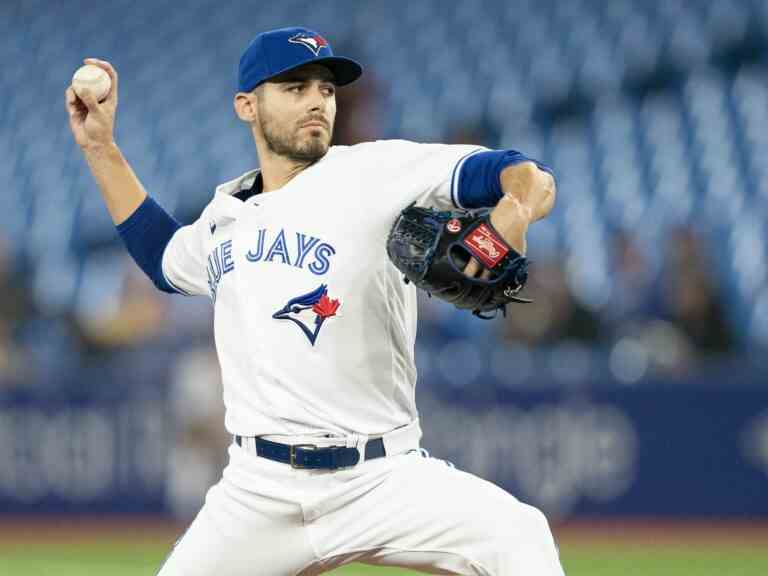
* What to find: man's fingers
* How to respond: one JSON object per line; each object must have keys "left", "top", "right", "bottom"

{"left": 76, "top": 86, "right": 101, "bottom": 111}
{"left": 65, "top": 87, "right": 76, "bottom": 112}
{"left": 463, "top": 258, "right": 481, "bottom": 278}
{"left": 65, "top": 86, "right": 82, "bottom": 109}
{"left": 65, "top": 87, "right": 86, "bottom": 118}
{"left": 463, "top": 257, "right": 494, "bottom": 280}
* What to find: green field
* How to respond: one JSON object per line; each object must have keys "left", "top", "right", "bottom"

{"left": 1, "top": 520, "right": 766, "bottom": 575}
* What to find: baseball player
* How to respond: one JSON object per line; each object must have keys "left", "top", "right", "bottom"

{"left": 65, "top": 27, "right": 561, "bottom": 576}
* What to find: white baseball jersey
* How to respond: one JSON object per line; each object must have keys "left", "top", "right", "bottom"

{"left": 161, "top": 140, "right": 487, "bottom": 437}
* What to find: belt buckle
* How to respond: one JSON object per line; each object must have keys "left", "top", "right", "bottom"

{"left": 290, "top": 444, "right": 318, "bottom": 468}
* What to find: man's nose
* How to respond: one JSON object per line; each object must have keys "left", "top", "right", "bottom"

{"left": 307, "top": 85, "right": 327, "bottom": 112}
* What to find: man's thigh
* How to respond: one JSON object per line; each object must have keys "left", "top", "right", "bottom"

{"left": 307, "top": 452, "right": 565, "bottom": 576}
{"left": 157, "top": 476, "right": 314, "bottom": 576}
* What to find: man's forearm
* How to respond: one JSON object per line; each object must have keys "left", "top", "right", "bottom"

{"left": 486, "top": 163, "right": 556, "bottom": 255}
{"left": 83, "top": 142, "right": 147, "bottom": 225}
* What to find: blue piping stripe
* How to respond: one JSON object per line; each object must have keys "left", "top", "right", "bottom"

{"left": 450, "top": 148, "right": 484, "bottom": 208}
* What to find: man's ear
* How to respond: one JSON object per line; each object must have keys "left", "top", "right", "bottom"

{"left": 234, "top": 91, "right": 257, "bottom": 122}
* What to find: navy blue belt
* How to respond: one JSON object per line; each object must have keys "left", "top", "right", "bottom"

{"left": 235, "top": 435, "right": 386, "bottom": 470}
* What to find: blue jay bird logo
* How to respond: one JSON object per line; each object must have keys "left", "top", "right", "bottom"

{"left": 272, "top": 284, "right": 341, "bottom": 346}
{"left": 288, "top": 33, "right": 329, "bottom": 56}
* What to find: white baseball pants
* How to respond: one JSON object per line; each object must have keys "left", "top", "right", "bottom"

{"left": 157, "top": 434, "right": 565, "bottom": 575}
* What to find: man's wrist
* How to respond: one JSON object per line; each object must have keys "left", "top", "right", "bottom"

{"left": 496, "top": 193, "right": 535, "bottom": 224}
{"left": 82, "top": 140, "right": 120, "bottom": 161}
{"left": 489, "top": 198, "right": 530, "bottom": 255}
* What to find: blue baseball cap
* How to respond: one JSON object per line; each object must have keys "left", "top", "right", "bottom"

{"left": 238, "top": 27, "right": 363, "bottom": 93}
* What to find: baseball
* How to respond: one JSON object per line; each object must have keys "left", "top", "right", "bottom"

{"left": 72, "top": 64, "right": 111, "bottom": 102}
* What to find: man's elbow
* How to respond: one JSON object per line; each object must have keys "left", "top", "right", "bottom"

{"left": 536, "top": 167, "right": 556, "bottom": 221}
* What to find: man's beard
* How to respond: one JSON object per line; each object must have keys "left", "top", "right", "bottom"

{"left": 258, "top": 103, "right": 330, "bottom": 163}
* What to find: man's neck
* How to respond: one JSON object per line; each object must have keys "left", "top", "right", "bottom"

{"left": 258, "top": 148, "right": 315, "bottom": 192}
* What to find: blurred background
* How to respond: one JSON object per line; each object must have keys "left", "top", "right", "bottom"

{"left": 1, "top": 0, "right": 767, "bottom": 574}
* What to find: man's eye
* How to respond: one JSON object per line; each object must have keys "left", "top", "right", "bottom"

{"left": 289, "top": 85, "right": 303, "bottom": 93}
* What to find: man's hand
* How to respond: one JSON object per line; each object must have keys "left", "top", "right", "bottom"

{"left": 64, "top": 58, "right": 147, "bottom": 225}
{"left": 463, "top": 162, "right": 556, "bottom": 279}
{"left": 65, "top": 58, "right": 119, "bottom": 150}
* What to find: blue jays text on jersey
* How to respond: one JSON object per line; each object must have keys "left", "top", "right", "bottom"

{"left": 244, "top": 228, "right": 336, "bottom": 275}
{"left": 207, "top": 239, "right": 234, "bottom": 301}
{"left": 206, "top": 228, "right": 337, "bottom": 301}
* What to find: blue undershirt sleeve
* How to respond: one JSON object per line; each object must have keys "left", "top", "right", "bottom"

{"left": 456, "top": 149, "right": 555, "bottom": 209}
{"left": 116, "top": 196, "right": 182, "bottom": 294}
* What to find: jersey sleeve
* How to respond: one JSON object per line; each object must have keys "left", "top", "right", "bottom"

{"left": 161, "top": 215, "right": 210, "bottom": 297}
{"left": 369, "top": 140, "right": 490, "bottom": 211}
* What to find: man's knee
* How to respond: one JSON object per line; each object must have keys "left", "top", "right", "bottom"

{"left": 490, "top": 501, "right": 552, "bottom": 544}
{"left": 485, "top": 501, "right": 563, "bottom": 575}
{"left": 521, "top": 504, "right": 555, "bottom": 541}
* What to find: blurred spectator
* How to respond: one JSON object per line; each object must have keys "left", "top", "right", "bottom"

{"left": 500, "top": 259, "right": 601, "bottom": 346}
{"left": 166, "top": 345, "right": 228, "bottom": 519}
{"left": 165, "top": 292, "right": 214, "bottom": 343}
{"left": 605, "top": 230, "right": 659, "bottom": 327}
{"left": 333, "top": 73, "right": 382, "bottom": 145}
{"left": 603, "top": 227, "right": 735, "bottom": 377}
{"left": 74, "top": 252, "right": 169, "bottom": 360}
{"left": 445, "top": 120, "right": 497, "bottom": 147}
{"left": 0, "top": 237, "right": 34, "bottom": 380}
{"left": 661, "top": 226, "right": 735, "bottom": 356}
{"left": 611, "top": 319, "right": 696, "bottom": 379}
{"left": 600, "top": 229, "right": 692, "bottom": 374}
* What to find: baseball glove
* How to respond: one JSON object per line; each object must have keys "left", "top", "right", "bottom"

{"left": 386, "top": 205, "right": 530, "bottom": 318}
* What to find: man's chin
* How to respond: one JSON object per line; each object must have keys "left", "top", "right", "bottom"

{"left": 294, "top": 138, "right": 329, "bottom": 161}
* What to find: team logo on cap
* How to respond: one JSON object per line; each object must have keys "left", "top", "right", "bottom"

{"left": 288, "top": 32, "right": 329, "bottom": 56}
{"left": 272, "top": 284, "right": 341, "bottom": 346}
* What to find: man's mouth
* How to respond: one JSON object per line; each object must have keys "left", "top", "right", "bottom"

{"left": 299, "top": 118, "right": 328, "bottom": 130}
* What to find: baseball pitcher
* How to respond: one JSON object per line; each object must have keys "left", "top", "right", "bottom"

{"left": 66, "top": 26, "right": 562, "bottom": 576}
